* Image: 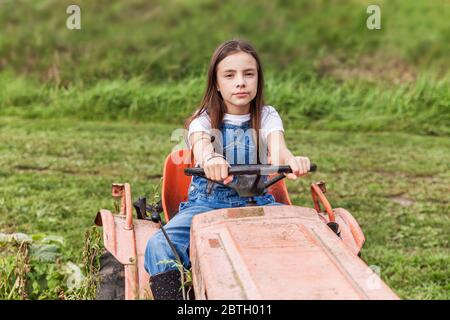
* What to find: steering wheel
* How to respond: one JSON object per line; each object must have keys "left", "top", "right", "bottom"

{"left": 184, "top": 164, "right": 317, "bottom": 198}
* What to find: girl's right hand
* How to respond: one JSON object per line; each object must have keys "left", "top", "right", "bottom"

{"left": 202, "top": 154, "right": 234, "bottom": 184}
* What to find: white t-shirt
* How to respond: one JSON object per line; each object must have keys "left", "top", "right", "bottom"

{"left": 186, "top": 105, "right": 284, "bottom": 150}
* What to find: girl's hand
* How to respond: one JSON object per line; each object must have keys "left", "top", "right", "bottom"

{"left": 202, "top": 153, "right": 234, "bottom": 184}
{"left": 285, "top": 156, "right": 311, "bottom": 180}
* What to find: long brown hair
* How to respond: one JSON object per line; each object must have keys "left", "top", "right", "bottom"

{"left": 184, "top": 39, "right": 265, "bottom": 162}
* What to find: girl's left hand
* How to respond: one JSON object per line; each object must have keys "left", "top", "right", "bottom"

{"left": 285, "top": 156, "right": 310, "bottom": 180}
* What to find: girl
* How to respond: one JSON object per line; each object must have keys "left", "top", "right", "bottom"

{"left": 144, "top": 39, "right": 311, "bottom": 300}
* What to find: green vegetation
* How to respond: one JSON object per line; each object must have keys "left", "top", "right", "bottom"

{"left": 1, "top": 73, "right": 449, "bottom": 135}
{"left": 1, "top": 0, "right": 449, "bottom": 136}
{"left": 0, "top": 118, "right": 448, "bottom": 299}
{"left": 1, "top": 0, "right": 449, "bottom": 82}
{"left": 0, "top": 0, "right": 448, "bottom": 299}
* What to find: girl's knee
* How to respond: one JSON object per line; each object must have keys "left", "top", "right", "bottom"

{"left": 147, "top": 230, "right": 164, "bottom": 251}
{"left": 144, "top": 231, "right": 168, "bottom": 273}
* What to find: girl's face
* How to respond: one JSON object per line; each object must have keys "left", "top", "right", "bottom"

{"left": 216, "top": 51, "right": 258, "bottom": 114}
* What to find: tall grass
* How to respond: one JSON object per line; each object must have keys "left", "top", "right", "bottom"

{"left": 1, "top": 0, "right": 449, "bottom": 84}
{"left": 1, "top": 72, "right": 448, "bottom": 135}
{"left": 1, "top": 0, "right": 449, "bottom": 135}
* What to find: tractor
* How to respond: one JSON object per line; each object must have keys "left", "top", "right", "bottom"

{"left": 94, "top": 149, "right": 399, "bottom": 300}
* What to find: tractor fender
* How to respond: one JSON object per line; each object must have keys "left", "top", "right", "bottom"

{"left": 94, "top": 209, "right": 138, "bottom": 265}
{"left": 318, "top": 208, "right": 365, "bottom": 255}
{"left": 95, "top": 209, "right": 161, "bottom": 299}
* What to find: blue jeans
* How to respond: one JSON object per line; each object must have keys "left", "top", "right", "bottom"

{"left": 144, "top": 176, "right": 284, "bottom": 276}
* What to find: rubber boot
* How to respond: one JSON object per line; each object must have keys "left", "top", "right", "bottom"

{"left": 149, "top": 269, "right": 184, "bottom": 300}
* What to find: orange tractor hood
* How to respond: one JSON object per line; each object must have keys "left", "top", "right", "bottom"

{"left": 190, "top": 205, "right": 399, "bottom": 300}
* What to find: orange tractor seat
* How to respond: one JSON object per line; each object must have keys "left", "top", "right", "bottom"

{"left": 161, "top": 149, "right": 292, "bottom": 222}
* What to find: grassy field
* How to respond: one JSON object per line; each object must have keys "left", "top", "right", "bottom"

{"left": 0, "top": 0, "right": 449, "bottom": 299}
{"left": 0, "top": 117, "right": 448, "bottom": 299}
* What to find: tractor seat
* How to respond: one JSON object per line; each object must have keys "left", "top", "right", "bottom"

{"left": 161, "top": 149, "right": 292, "bottom": 222}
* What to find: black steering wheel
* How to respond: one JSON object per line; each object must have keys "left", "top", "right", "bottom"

{"left": 184, "top": 164, "right": 317, "bottom": 198}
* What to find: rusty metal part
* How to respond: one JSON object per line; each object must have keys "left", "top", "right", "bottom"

{"left": 311, "top": 181, "right": 336, "bottom": 222}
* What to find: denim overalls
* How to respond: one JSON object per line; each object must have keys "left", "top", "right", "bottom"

{"left": 144, "top": 120, "right": 283, "bottom": 276}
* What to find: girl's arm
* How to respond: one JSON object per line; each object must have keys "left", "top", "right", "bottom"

{"left": 189, "top": 132, "right": 233, "bottom": 184}
{"left": 267, "top": 131, "right": 310, "bottom": 180}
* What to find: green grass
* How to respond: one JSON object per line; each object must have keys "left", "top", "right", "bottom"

{"left": 1, "top": 0, "right": 450, "bottom": 136}
{"left": 0, "top": 0, "right": 449, "bottom": 300}
{"left": 0, "top": 117, "right": 448, "bottom": 299}
{"left": 1, "top": 73, "right": 449, "bottom": 136}
{"left": 1, "top": 0, "right": 449, "bottom": 83}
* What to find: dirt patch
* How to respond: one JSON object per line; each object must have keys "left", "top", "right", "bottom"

{"left": 15, "top": 164, "right": 50, "bottom": 172}
{"left": 14, "top": 164, "right": 100, "bottom": 176}
{"left": 390, "top": 196, "right": 415, "bottom": 207}
{"left": 145, "top": 174, "right": 162, "bottom": 179}
{"left": 316, "top": 54, "right": 417, "bottom": 84}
